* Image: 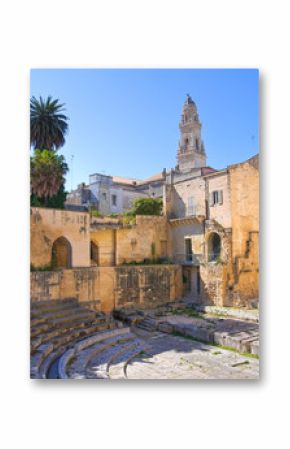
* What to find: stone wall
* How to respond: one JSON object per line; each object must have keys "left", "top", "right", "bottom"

{"left": 31, "top": 207, "right": 91, "bottom": 268}
{"left": 170, "top": 176, "right": 206, "bottom": 218}
{"left": 116, "top": 215, "right": 170, "bottom": 264}
{"left": 30, "top": 265, "right": 183, "bottom": 312}
{"left": 200, "top": 263, "right": 228, "bottom": 307}
{"left": 170, "top": 220, "right": 204, "bottom": 263}
{"left": 227, "top": 156, "right": 259, "bottom": 305}
{"left": 206, "top": 171, "right": 232, "bottom": 228}
{"left": 90, "top": 228, "right": 116, "bottom": 266}
{"left": 90, "top": 215, "right": 170, "bottom": 266}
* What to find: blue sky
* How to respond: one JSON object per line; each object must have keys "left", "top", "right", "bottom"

{"left": 30, "top": 69, "right": 259, "bottom": 191}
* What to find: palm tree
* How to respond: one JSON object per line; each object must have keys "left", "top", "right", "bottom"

{"left": 31, "top": 150, "right": 69, "bottom": 205}
{"left": 30, "top": 96, "right": 69, "bottom": 151}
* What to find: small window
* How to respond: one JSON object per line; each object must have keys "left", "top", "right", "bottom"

{"left": 197, "top": 268, "right": 201, "bottom": 294}
{"left": 102, "top": 192, "right": 107, "bottom": 201}
{"left": 185, "top": 238, "right": 193, "bottom": 262}
{"left": 187, "top": 196, "right": 194, "bottom": 216}
{"left": 210, "top": 190, "right": 223, "bottom": 206}
{"left": 90, "top": 241, "right": 99, "bottom": 265}
{"left": 213, "top": 191, "right": 219, "bottom": 204}
{"left": 111, "top": 194, "right": 117, "bottom": 206}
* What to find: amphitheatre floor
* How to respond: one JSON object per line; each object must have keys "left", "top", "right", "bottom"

{"left": 110, "top": 332, "right": 259, "bottom": 380}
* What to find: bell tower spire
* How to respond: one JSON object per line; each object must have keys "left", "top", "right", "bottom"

{"left": 177, "top": 95, "right": 206, "bottom": 171}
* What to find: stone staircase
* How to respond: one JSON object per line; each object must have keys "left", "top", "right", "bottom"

{"left": 30, "top": 299, "right": 122, "bottom": 379}
{"left": 136, "top": 315, "right": 157, "bottom": 332}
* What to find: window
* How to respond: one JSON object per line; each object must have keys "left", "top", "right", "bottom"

{"left": 185, "top": 238, "right": 193, "bottom": 262}
{"left": 102, "top": 192, "right": 107, "bottom": 201}
{"left": 90, "top": 241, "right": 99, "bottom": 265}
{"left": 111, "top": 194, "right": 117, "bottom": 206}
{"left": 187, "top": 196, "right": 195, "bottom": 216}
{"left": 197, "top": 268, "right": 201, "bottom": 294}
{"left": 209, "top": 190, "right": 223, "bottom": 206}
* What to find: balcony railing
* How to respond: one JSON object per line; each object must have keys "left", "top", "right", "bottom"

{"left": 172, "top": 253, "right": 204, "bottom": 266}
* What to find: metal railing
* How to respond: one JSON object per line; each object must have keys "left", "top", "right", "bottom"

{"left": 172, "top": 253, "right": 204, "bottom": 265}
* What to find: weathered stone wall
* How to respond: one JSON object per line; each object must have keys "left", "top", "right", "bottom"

{"left": 227, "top": 156, "right": 259, "bottom": 305}
{"left": 115, "top": 265, "right": 182, "bottom": 308}
{"left": 200, "top": 263, "right": 228, "bottom": 307}
{"left": 31, "top": 207, "right": 90, "bottom": 268}
{"left": 206, "top": 171, "right": 232, "bottom": 228}
{"left": 170, "top": 221, "right": 204, "bottom": 263}
{"left": 116, "top": 215, "right": 170, "bottom": 264}
{"left": 170, "top": 177, "right": 206, "bottom": 218}
{"left": 90, "top": 215, "right": 170, "bottom": 266}
{"left": 90, "top": 228, "right": 116, "bottom": 266}
{"left": 30, "top": 265, "right": 182, "bottom": 312}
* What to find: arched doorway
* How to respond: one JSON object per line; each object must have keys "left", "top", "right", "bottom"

{"left": 51, "top": 236, "right": 72, "bottom": 268}
{"left": 90, "top": 241, "right": 99, "bottom": 266}
{"left": 207, "top": 232, "right": 221, "bottom": 262}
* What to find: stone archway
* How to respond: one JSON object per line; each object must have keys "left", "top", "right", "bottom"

{"left": 207, "top": 232, "right": 221, "bottom": 262}
{"left": 51, "top": 236, "right": 72, "bottom": 268}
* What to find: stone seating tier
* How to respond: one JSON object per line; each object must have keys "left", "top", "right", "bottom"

{"left": 58, "top": 328, "right": 148, "bottom": 379}
{"left": 30, "top": 299, "right": 122, "bottom": 378}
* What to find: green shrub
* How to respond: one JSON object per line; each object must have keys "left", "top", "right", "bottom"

{"left": 126, "top": 197, "right": 163, "bottom": 216}
{"left": 91, "top": 210, "right": 103, "bottom": 218}
{"left": 30, "top": 263, "right": 55, "bottom": 272}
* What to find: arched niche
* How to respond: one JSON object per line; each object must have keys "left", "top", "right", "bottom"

{"left": 51, "top": 236, "right": 72, "bottom": 269}
{"left": 207, "top": 232, "right": 221, "bottom": 262}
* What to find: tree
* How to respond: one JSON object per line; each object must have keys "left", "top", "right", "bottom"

{"left": 31, "top": 150, "right": 68, "bottom": 206}
{"left": 30, "top": 96, "right": 69, "bottom": 151}
{"left": 31, "top": 184, "right": 68, "bottom": 209}
{"left": 129, "top": 197, "right": 163, "bottom": 216}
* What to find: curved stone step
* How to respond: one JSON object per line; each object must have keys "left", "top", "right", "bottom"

{"left": 31, "top": 319, "right": 108, "bottom": 351}
{"left": 38, "top": 347, "right": 65, "bottom": 379}
{"left": 69, "top": 333, "right": 135, "bottom": 379}
{"left": 49, "top": 311, "right": 98, "bottom": 327}
{"left": 37, "top": 327, "right": 122, "bottom": 379}
{"left": 108, "top": 343, "right": 149, "bottom": 379}
{"left": 58, "top": 328, "right": 131, "bottom": 379}
{"left": 31, "top": 299, "right": 78, "bottom": 314}
{"left": 86, "top": 339, "right": 139, "bottom": 379}
{"left": 33, "top": 306, "right": 97, "bottom": 321}
{"left": 30, "top": 343, "right": 54, "bottom": 378}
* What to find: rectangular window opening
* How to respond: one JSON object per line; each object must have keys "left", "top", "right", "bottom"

{"left": 185, "top": 238, "right": 193, "bottom": 262}
{"left": 112, "top": 194, "right": 117, "bottom": 206}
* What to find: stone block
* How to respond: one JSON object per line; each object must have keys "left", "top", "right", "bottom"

{"left": 181, "top": 324, "right": 214, "bottom": 343}
{"left": 213, "top": 331, "right": 228, "bottom": 346}
{"left": 158, "top": 322, "right": 174, "bottom": 334}
{"left": 251, "top": 340, "right": 259, "bottom": 356}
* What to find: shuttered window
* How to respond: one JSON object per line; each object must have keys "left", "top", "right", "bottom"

{"left": 210, "top": 190, "right": 223, "bottom": 206}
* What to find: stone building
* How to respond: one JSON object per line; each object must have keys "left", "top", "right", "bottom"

{"left": 31, "top": 95, "right": 259, "bottom": 310}
{"left": 65, "top": 171, "right": 165, "bottom": 214}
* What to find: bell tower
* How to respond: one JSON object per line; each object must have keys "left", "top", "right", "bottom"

{"left": 177, "top": 95, "right": 206, "bottom": 171}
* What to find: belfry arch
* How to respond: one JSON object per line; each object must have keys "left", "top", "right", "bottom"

{"left": 51, "top": 236, "right": 72, "bottom": 269}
